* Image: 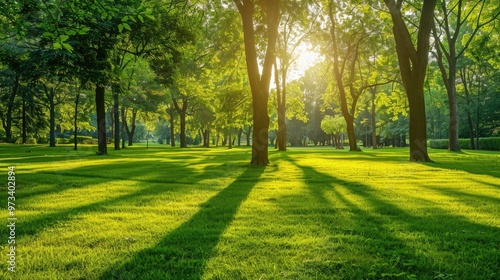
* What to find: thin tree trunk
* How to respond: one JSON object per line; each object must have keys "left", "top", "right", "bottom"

{"left": 371, "top": 87, "right": 377, "bottom": 149}
{"left": 113, "top": 94, "right": 120, "bottom": 150}
{"left": 4, "top": 76, "right": 19, "bottom": 142}
{"left": 96, "top": 84, "right": 107, "bottom": 154}
{"left": 22, "top": 90, "right": 26, "bottom": 144}
{"left": 74, "top": 93, "right": 80, "bottom": 150}
{"left": 246, "top": 125, "right": 252, "bottom": 146}
{"left": 127, "top": 109, "right": 137, "bottom": 147}
{"left": 168, "top": 104, "right": 175, "bottom": 147}
{"left": 121, "top": 107, "right": 126, "bottom": 149}
{"left": 48, "top": 88, "right": 56, "bottom": 148}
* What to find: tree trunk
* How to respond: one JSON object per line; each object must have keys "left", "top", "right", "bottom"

{"left": 371, "top": 87, "right": 377, "bottom": 149}
{"left": 235, "top": 0, "right": 279, "bottom": 166}
{"left": 173, "top": 99, "right": 188, "bottom": 148}
{"left": 228, "top": 128, "right": 233, "bottom": 149}
{"left": 251, "top": 94, "right": 270, "bottom": 165}
{"left": 237, "top": 127, "right": 243, "bottom": 146}
{"left": 96, "top": 84, "right": 107, "bottom": 154}
{"left": 384, "top": 0, "right": 435, "bottom": 162}
{"left": 121, "top": 107, "right": 126, "bottom": 149}
{"left": 168, "top": 104, "right": 175, "bottom": 147}
{"left": 126, "top": 109, "right": 137, "bottom": 147}
{"left": 203, "top": 129, "right": 210, "bottom": 147}
{"left": 48, "top": 88, "right": 56, "bottom": 148}
{"left": 246, "top": 125, "right": 252, "bottom": 146}
{"left": 4, "top": 76, "right": 19, "bottom": 142}
{"left": 113, "top": 94, "right": 120, "bottom": 150}
{"left": 22, "top": 90, "right": 26, "bottom": 144}
{"left": 74, "top": 93, "right": 80, "bottom": 151}
{"left": 179, "top": 111, "right": 186, "bottom": 148}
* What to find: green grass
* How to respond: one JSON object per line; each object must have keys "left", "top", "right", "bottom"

{"left": 0, "top": 144, "right": 499, "bottom": 279}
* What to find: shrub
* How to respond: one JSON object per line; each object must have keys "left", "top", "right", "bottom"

{"left": 479, "top": 137, "right": 500, "bottom": 151}
{"left": 70, "top": 135, "right": 93, "bottom": 144}
{"left": 38, "top": 138, "right": 49, "bottom": 144}
{"left": 56, "top": 138, "right": 70, "bottom": 144}
{"left": 430, "top": 137, "right": 500, "bottom": 151}
{"left": 15, "top": 137, "right": 37, "bottom": 144}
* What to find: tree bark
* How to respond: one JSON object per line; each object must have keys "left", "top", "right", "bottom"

{"left": 126, "top": 108, "right": 137, "bottom": 147}
{"left": 371, "top": 87, "right": 377, "bottom": 149}
{"left": 173, "top": 98, "right": 188, "bottom": 148}
{"left": 235, "top": 0, "right": 280, "bottom": 165}
{"left": 384, "top": 0, "right": 435, "bottom": 162}
{"left": 167, "top": 104, "right": 175, "bottom": 147}
{"left": 246, "top": 125, "right": 252, "bottom": 146}
{"left": 22, "top": 90, "right": 26, "bottom": 144}
{"left": 46, "top": 86, "right": 56, "bottom": 148}
{"left": 74, "top": 93, "right": 80, "bottom": 151}
{"left": 121, "top": 106, "right": 126, "bottom": 149}
{"left": 113, "top": 94, "right": 120, "bottom": 150}
{"left": 4, "top": 75, "right": 19, "bottom": 142}
{"left": 95, "top": 84, "right": 107, "bottom": 154}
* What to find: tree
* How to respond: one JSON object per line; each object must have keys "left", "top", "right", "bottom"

{"left": 432, "top": 0, "right": 500, "bottom": 152}
{"left": 321, "top": 115, "right": 346, "bottom": 149}
{"left": 383, "top": 0, "right": 436, "bottom": 162}
{"left": 234, "top": 0, "right": 280, "bottom": 166}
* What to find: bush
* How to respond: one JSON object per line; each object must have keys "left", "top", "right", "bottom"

{"left": 480, "top": 137, "right": 500, "bottom": 151}
{"left": 38, "top": 138, "right": 49, "bottom": 144}
{"left": 430, "top": 137, "right": 500, "bottom": 151}
{"left": 56, "top": 138, "right": 70, "bottom": 144}
{"left": 70, "top": 135, "right": 93, "bottom": 144}
{"left": 15, "top": 137, "right": 37, "bottom": 144}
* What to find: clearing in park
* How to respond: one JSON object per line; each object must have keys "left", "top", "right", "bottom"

{"left": 0, "top": 144, "right": 499, "bottom": 279}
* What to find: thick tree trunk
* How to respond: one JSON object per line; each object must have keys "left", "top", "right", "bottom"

{"left": 385, "top": 0, "right": 435, "bottom": 162}
{"left": 251, "top": 94, "right": 270, "bottom": 165}
{"left": 235, "top": 0, "right": 279, "bottom": 166}
{"left": 203, "top": 129, "right": 210, "bottom": 147}
{"left": 113, "top": 94, "right": 120, "bottom": 150}
{"left": 407, "top": 80, "right": 431, "bottom": 162}
{"left": 95, "top": 84, "right": 107, "bottom": 154}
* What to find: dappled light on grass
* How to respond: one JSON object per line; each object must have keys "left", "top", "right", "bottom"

{"left": 0, "top": 145, "right": 498, "bottom": 279}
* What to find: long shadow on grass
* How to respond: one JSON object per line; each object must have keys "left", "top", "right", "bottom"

{"left": 99, "top": 165, "right": 264, "bottom": 279}
{"left": 286, "top": 157, "right": 500, "bottom": 279}
{"left": 1, "top": 160, "right": 240, "bottom": 247}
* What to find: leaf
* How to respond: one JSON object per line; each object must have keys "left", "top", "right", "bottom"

{"left": 121, "top": 16, "right": 129, "bottom": 22}
{"left": 62, "top": 43, "right": 73, "bottom": 51}
{"left": 53, "top": 42, "right": 62, "bottom": 49}
{"left": 138, "top": 14, "right": 144, "bottom": 23}
{"left": 145, "top": 14, "right": 155, "bottom": 21}
{"left": 59, "top": 35, "right": 69, "bottom": 42}
{"left": 118, "top": 24, "right": 123, "bottom": 32}
{"left": 122, "top": 22, "right": 131, "bottom": 31}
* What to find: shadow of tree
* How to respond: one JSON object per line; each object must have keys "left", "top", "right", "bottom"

{"left": 99, "top": 166, "right": 264, "bottom": 279}
{"left": 285, "top": 156, "right": 500, "bottom": 279}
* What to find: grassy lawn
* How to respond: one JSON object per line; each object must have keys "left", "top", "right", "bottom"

{"left": 0, "top": 144, "right": 499, "bottom": 279}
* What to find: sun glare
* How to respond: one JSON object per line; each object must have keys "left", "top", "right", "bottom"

{"left": 291, "top": 44, "right": 322, "bottom": 80}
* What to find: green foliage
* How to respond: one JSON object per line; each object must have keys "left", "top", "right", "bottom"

{"left": 320, "top": 115, "right": 346, "bottom": 135}
{"left": 15, "top": 137, "right": 37, "bottom": 144}
{"left": 430, "top": 137, "right": 500, "bottom": 150}
{"left": 69, "top": 135, "right": 93, "bottom": 144}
